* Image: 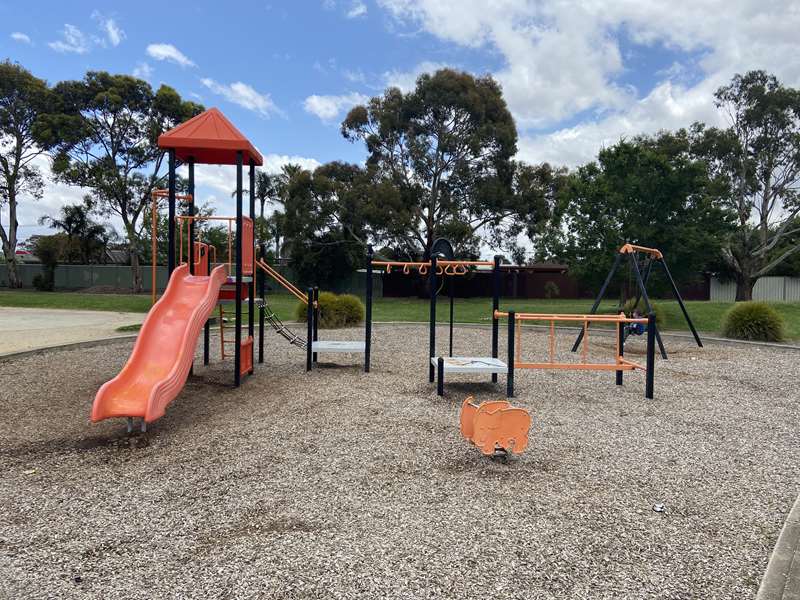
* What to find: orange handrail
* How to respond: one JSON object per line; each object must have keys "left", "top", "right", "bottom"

{"left": 255, "top": 258, "right": 310, "bottom": 305}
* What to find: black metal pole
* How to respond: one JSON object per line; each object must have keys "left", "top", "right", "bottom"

{"left": 645, "top": 311, "right": 656, "bottom": 399}
{"left": 437, "top": 356, "right": 444, "bottom": 396}
{"left": 248, "top": 161, "right": 255, "bottom": 371}
{"left": 448, "top": 276, "right": 454, "bottom": 357}
{"left": 258, "top": 245, "right": 265, "bottom": 364}
{"left": 616, "top": 321, "right": 625, "bottom": 386}
{"left": 629, "top": 252, "right": 667, "bottom": 359}
{"left": 306, "top": 288, "right": 313, "bottom": 372}
{"left": 167, "top": 149, "right": 176, "bottom": 276}
{"left": 365, "top": 245, "right": 373, "bottom": 372}
{"left": 188, "top": 158, "right": 195, "bottom": 275}
{"left": 312, "top": 287, "right": 319, "bottom": 363}
{"left": 507, "top": 311, "right": 515, "bottom": 398}
{"left": 429, "top": 255, "right": 438, "bottom": 383}
{"left": 572, "top": 252, "right": 623, "bottom": 352}
{"left": 632, "top": 256, "right": 653, "bottom": 309}
{"left": 234, "top": 151, "right": 243, "bottom": 387}
{"left": 659, "top": 259, "right": 703, "bottom": 348}
{"left": 491, "top": 255, "right": 501, "bottom": 383}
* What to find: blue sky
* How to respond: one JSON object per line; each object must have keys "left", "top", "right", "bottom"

{"left": 2, "top": 0, "right": 799, "bottom": 246}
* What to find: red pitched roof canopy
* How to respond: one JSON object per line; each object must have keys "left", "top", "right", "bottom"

{"left": 158, "top": 107, "right": 263, "bottom": 166}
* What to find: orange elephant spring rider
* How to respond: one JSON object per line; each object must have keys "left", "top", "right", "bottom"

{"left": 460, "top": 397, "right": 531, "bottom": 456}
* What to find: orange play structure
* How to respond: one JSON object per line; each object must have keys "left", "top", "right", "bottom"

{"left": 495, "top": 309, "right": 656, "bottom": 399}
{"left": 92, "top": 108, "right": 263, "bottom": 430}
{"left": 92, "top": 264, "right": 227, "bottom": 423}
{"left": 460, "top": 397, "right": 531, "bottom": 455}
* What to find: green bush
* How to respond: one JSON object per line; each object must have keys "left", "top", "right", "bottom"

{"left": 32, "top": 273, "right": 54, "bottom": 292}
{"left": 722, "top": 301, "right": 786, "bottom": 342}
{"left": 543, "top": 280, "right": 560, "bottom": 299}
{"left": 295, "top": 291, "right": 365, "bottom": 328}
{"left": 622, "top": 298, "right": 665, "bottom": 329}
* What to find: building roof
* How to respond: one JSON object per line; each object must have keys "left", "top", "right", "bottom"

{"left": 157, "top": 108, "right": 263, "bottom": 166}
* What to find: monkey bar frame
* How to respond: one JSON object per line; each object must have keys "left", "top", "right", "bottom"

{"left": 495, "top": 310, "right": 656, "bottom": 399}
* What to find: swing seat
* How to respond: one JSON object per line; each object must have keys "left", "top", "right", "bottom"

{"left": 460, "top": 397, "right": 531, "bottom": 455}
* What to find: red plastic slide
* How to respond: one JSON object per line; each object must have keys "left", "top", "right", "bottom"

{"left": 91, "top": 263, "right": 227, "bottom": 424}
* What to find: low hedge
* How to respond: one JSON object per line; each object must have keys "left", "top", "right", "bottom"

{"left": 295, "top": 291, "right": 365, "bottom": 328}
{"left": 722, "top": 301, "right": 786, "bottom": 342}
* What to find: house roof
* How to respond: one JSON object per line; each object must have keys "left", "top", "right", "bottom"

{"left": 157, "top": 107, "right": 263, "bottom": 166}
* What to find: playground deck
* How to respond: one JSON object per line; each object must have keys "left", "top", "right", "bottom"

{"left": 0, "top": 324, "right": 797, "bottom": 598}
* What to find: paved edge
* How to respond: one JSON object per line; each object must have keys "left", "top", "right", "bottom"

{"left": 758, "top": 495, "right": 800, "bottom": 600}
{"left": 0, "top": 334, "right": 139, "bottom": 363}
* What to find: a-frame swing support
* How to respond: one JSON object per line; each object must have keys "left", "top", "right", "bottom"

{"left": 570, "top": 244, "right": 703, "bottom": 359}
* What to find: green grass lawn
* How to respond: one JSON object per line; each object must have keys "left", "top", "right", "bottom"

{"left": 1, "top": 290, "right": 798, "bottom": 340}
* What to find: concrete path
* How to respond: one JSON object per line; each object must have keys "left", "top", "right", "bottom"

{"left": 0, "top": 307, "right": 144, "bottom": 356}
{"left": 758, "top": 495, "right": 800, "bottom": 599}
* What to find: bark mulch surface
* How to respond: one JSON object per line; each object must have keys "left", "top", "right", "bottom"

{"left": 0, "top": 324, "right": 797, "bottom": 599}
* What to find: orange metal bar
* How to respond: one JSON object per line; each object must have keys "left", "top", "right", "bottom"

{"left": 619, "top": 357, "right": 645, "bottom": 370}
{"left": 494, "top": 310, "right": 647, "bottom": 324}
{"left": 515, "top": 362, "right": 640, "bottom": 371}
{"left": 255, "top": 259, "right": 309, "bottom": 304}
{"left": 619, "top": 243, "right": 663, "bottom": 259}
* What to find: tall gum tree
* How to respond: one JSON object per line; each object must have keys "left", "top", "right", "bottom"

{"left": 341, "top": 68, "right": 539, "bottom": 259}
{"left": 693, "top": 71, "right": 800, "bottom": 300}
{"left": 0, "top": 61, "right": 51, "bottom": 287}
{"left": 37, "top": 72, "right": 202, "bottom": 292}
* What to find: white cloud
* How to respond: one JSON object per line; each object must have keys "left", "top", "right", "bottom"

{"left": 347, "top": 1, "right": 368, "bottom": 18}
{"left": 379, "top": 0, "right": 800, "bottom": 129}
{"left": 261, "top": 154, "right": 322, "bottom": 174}
{"left": 48, "top": 24, "right": 89, "bottom": 54}
{"left": 201, "top": 78, "right": 284, "bottom": 118}
{"left": 382, "top": 60, "right": 448, "bottom": 92}
{"left": 10, "top": 32, "right": 31, "bottom": 44}
{"left": 146, "top": 43, "right": 195, "bottom": 68}
{"left": 92, "top": 12, "right": 125, "bottom": 47}
{"left": 378, "top": 0, "right": 800, "bottom": 163}
{"left": 132, "top": 62, "right": 153, "bottom": 80}
{"left": 303, "top": 92, "right": 370, "bottom": 121}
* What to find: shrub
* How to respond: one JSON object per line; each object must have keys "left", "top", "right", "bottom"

{"left": 543, "top": 280, "right": 560, "bottom": 299}
{"left": 722, "top": 301, "right": 785, "bottom": 342}
{"left": 32, "top": 273, "right": 54, "bottom": 292}
{"left": 622, "top": 298, "right": 665, "bottom": 329}
{"left": 295, "top": 291, "right": 365, "bottom": 328}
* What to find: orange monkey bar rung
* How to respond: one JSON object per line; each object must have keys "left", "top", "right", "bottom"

{"left": 372, "top": 259, "right": 493, "bottom": 276}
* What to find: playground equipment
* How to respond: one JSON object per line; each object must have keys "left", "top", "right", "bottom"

{"left": 373, "top": 246, "right": 509, "bottom": 396}
{"left": 460, "top": 397, "right": 531, "bottom": 456}
{"left": 495, "top": 310, "right": 657, "bottom": 399}
{"left": 92, "top": 108, "right": 263, "bottom": 429}
{"left": 572, "top": 243, "right": 703, "bottom": 359}
{"left": 255, "top": 246, "right": 374, "bottom": 370}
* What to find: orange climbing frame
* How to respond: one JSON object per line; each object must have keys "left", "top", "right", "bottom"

{"left": 494, "top": 310, "right": 648, "bottom": 371}
{"left": 460, "top": 397, "right": 531, "bottom": 455}
{"left": 150, "top": 189, "right": 194, "bottom": 304}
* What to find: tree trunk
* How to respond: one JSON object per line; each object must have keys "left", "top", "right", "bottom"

{"left": 5, "top": 256, "right": 21, "bottom": 288}
{"left": 735, "top": 274, "right": 754, "bottom": 301}
{"left": 130, "top": 248, "right": 143, "bottom": 293}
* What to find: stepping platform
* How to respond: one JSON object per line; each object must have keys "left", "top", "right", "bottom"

{"left": 431, "top": 356, "right": 508, "bottom": 396}
{"left": 312, "top": 340, "right": 366, "bottom": 353}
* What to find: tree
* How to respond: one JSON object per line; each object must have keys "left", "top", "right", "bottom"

{"left": 37, "top": 72, "right": 203, "bottom": 291}
{"left": 39, "top": 198, "right": 112, "bottom": 263}
{"left": 0, "top": 61, "right": 52, "bottom": 287}
{"left": 341, "top": 68, "right": 537, "bottom": 258}
{"left": 692, "top": 71, "right": 800, "bottom": 300}
{"left": 32, "top": 234, "right": 66, "bottom": 291}
{"left": 281, "top": 162, "right": 368, "bottom": 288}
{"left": 551, "top": 132, "right": 733, "bottom": 295}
